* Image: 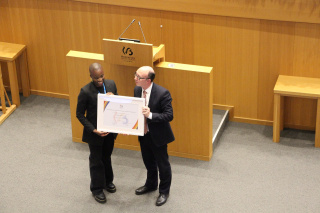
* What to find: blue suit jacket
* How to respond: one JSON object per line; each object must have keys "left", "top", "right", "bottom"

{"left": 134, "top": 83, "right": 175, "bottom": 147}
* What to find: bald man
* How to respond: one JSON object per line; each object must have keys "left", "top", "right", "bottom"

{"left": 76, "top": 63, "right": 118, "bottom": 204}
{"left": 134, "top": 66, "right": 175, "bottom": 206}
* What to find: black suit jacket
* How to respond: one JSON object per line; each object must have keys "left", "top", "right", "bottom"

{"left": 134, "top": 83, "right": 175, "bottom": 147}
{"left": 76, "top": 79, "right": 118, "bottom": 145}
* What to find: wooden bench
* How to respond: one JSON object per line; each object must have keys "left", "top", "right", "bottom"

{"left": 273, "top": 75, "right": 320, "bottom": 147}
{"left": 0, "top": 42, "right": 30, "bottom": 107}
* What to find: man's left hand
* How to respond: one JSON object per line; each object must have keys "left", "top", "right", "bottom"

{"left": 142, "top": 106, "right": 150, "bottom": 118}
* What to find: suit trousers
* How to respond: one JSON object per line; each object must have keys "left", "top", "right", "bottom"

{"left": 139, "top": 133, "right": 172, "bottom": 195}
{"left": 88, "top": 134, "right": 114, "bottom": 195}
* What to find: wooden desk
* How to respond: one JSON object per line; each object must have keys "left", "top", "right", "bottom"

{"left": 273, "top": 75, "right": 320, "bottom": 147}
{"left": 0, "top": 42, "right": 30, "bottom": 107}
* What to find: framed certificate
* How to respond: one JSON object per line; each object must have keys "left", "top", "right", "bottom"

{"left": 97, "top": 94, "right": 145, "bottom": 136}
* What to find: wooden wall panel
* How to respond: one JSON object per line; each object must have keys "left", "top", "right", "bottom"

{"left": 258, "top": 20, "right": 295, "bottom": 121}
{"left": 161, "top": 11, "right": 194, "bottom": 64}
{"left": 284, "top": 22, "right": 320, "bottom": 129}
{"left": 225, "top": 17, "right": 260, "bottom": 119}
{"left": 293, "top": 23, "right": 320, "bottom": 78}
{"left": 70, "top": 0, "right": 320, "bottom": 24}
{"left": 36, "top": 0, "right": 70, "bottom": 97}
{"left": 0, "top": 0, "right": 13, "bottom": 42}
{"left": 67, "top": 1, "right": 101, "bottom": 53}
{"left": 193, "top": 15, "right": 227, "bottom": 104}
{"left": 2, "top": 0, "right": 320, "bottom": 130}
{"left": 0, "top": 0, "right": 12, "bottom": 88}
{"left": 5, "top": 0, "right": 45, "bottom": 93}
{"left": 6, "top": 0, "right": 69, "bottom": 97}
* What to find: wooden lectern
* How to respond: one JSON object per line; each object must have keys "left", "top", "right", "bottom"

{"left": 67, "top": 39, "right": 213, "bottom": 161}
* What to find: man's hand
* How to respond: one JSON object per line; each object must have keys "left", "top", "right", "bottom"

{"left": 142, "top": 106, "right": 150, "bottom": 118}
{"left": 93, "top": 129, "right": 110, "bottom": 137}
{"left": 106, "top": 92, "right": 114, "bottom": 96}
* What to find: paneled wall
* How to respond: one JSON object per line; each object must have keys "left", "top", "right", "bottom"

{"left": 1, "top": 0, "right": 320, "bottom": 129}
{"left": 71, "top": 0, "right": 320, "bottom": 24}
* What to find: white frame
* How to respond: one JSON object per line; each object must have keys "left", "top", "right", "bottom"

{"left": 97, "top": 94, "right": 145, "bottom": 136}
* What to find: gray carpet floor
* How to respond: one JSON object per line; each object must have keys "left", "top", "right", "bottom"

{"left": 1, "top": 95, "right": 320, "bottom": 213}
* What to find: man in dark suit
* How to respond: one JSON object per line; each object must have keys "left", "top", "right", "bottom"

{"left": 76, "top": 63, "right": 118, "bottom": 204}
{"left": 134, "top": 66, "right": 175, "bottom": 206}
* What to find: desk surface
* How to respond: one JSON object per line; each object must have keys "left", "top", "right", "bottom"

{"left": 274, "top": 75, "right": 320, "bottom": 98}
{"left": 0, "top": 42, "right": 26, "bottom": 61}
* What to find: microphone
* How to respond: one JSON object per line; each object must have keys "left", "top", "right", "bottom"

{"left": 138, "top": 21, "right": 147, "bottom": 43}
{"left": 118, "top": 19, "right": 136, "bottom": 40}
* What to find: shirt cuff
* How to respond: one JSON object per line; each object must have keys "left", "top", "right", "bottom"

{"left": 148, "top": 112, "right": 152, "bottom": 119}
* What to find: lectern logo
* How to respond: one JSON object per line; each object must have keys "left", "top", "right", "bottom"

{"left": 121, "top": 46, "right": 135, "bottom": 63}
{"left": 122, "top": 47, "right": 133, "bottom": 55}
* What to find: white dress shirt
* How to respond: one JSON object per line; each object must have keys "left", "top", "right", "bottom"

{"left": 142, "top": 83, "right": 153, "bottom": 119}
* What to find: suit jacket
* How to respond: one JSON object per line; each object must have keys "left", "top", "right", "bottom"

{"left": 76, "top": 79, "right": 118, "bottom": 145}
{"left": 134, "top": 83, "right": 175, "bottom": 147}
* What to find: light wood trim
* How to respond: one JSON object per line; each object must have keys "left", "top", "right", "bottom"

{"left": 156, "top": 61, "right": 212, "bottom": 73}
{"left": 231, "top": 117, "right": 273, "bottom": 127}
{"left": 0, "top": 65, "right": 7, "bottom": 114}
{"left": 273, "top": 94, "right": 281, "bottom": 142}
{"left": 7, "top": 61, "right": 20, "bottom": 107}
{"left": 0, "top": 106, "right": 6, "bottom": 114}
{"left": 70, "top": 0, "right": 320, "bottom": 24}
{"left": 168, "top": 150, "right": 211, "bottom": 161}
{"left": 212, "top": 104, "right": 234, "bottom": 120}
{"left": 30, "top": 90, "right": 69, "bottom": 100}
{"left": 284, "top": 124, "right": 315, "bottom": 131}
{"left": 0, "top": 105, "right": 16, "bottom": 125}
{"left": 72, "top": 137, "right": 83, "bottom": 143}
{"left": 212, "top": 104, "right": 234, "bottom": 111}
{"left": 19, "top": 51, "right": 30, "bottom": 97}
{"left": 280, "top": 96, "right": 284, "bottom": 131}
{"left": 0, "top": 59, "right": 15, "bottom": 123}
{"left": 212, "top": 104, "right": 317, "bottom": 130}
{"left": 66, "top": 51, "right": 104, "bottom": 60}
{"left": 115, "top": 143, "right": 140, "bottom": 151}
{"left": 114, "top": 143, "right": 211, "bottom": 161}
{"left": 152, "top": 44, "right": 165, "bottom": 62}
{"left": 0, "top": 42, "right": 26, "bottom": 61}
{"left": 274, "top": 75, "right": 320, "bottom": 98}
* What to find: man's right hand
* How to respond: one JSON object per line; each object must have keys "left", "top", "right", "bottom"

{"left": 93, "top": 129, "right": 110, "bottom": 137}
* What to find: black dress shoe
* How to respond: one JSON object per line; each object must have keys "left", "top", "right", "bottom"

{"left": 105, "top": 182, "right": 116, "bottom": 193}
{"left": 135, "top": 186, "right": 157, "bottom": 195}
{"left": 92, "top": 192, "right": 106, "bottom": 204}
{"left": 156, "top": 193, "right": 169, "bottom": 206}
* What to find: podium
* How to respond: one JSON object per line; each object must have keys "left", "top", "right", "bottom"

{"left": 66, "top": 39, "right": 213, "bottom": 161}
{"left": 102, "top": 39, "right": 165, "bottom": 66}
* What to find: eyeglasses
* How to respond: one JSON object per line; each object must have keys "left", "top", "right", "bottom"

{"left": 134, "top": 73, "right": 149, "bottom": 80}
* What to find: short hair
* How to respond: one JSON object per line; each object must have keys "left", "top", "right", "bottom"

{"left": 148, "top": 71, "right": 155, "bottom": 82}
{"left": 89, "top": 63, "right": 102, "bottom": 74}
